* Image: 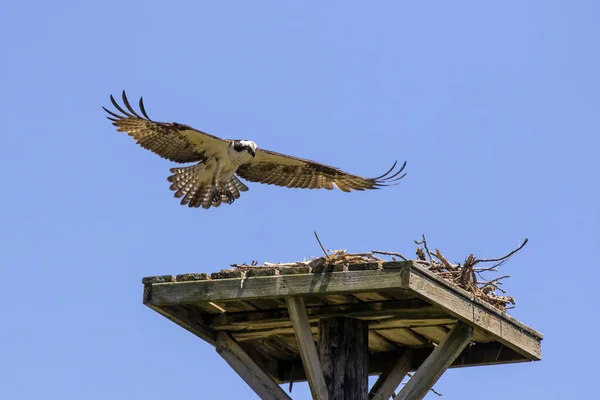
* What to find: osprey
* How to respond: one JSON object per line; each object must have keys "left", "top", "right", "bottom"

{"left": 103, "top": 91, "right": 407, "bottom": 209}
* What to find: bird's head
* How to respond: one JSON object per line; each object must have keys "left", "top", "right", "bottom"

{"left": 232, "top": 140, "right": 257, "bottom": 157}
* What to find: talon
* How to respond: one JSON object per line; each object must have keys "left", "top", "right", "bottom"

{"left": 211, "top": 186, "right": 220, "bottom": 203}
{"left": 226, "top": 192, "right": 235, "bottom": 204}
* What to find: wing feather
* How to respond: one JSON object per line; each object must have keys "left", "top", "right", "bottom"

{"left": 103, "top": 91, "right": 228, "bottom": 163}
{"left": 236, "top": 149, "right": 406, "bottom": 191}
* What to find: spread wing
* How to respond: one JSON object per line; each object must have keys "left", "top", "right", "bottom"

{"left": 103, "top": 91, "right": 229, "bottom": 163}
{"left": 236, "top": 149, "right": 406, "bottom": 192}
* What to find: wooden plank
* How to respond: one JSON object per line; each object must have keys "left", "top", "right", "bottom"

{"left": 409, "top": 263, "right": 543, "bottom": 340}
{"left": 277, "top": 342, "right": 529, "bottom": 384}
{"left": 411, "top": 326, "right": 450, "bottom": 344}
{"left": 369, "top": 348, "right": 412, "bottom": 400}
{"left": 212, "top": 300, "right": 257, "bottom": 312}
{"left": 209, "top": 299, "right": 440, "bottom": 331}
{"left": 395, "top": 322, "right": 473, "bottom": 400}
{"left": 215, "top": 332, "right": 292, "bottom": 400}
{"left": 144, "top": 262, "right": 542, "bottom": 340}
{"left": 407, "top": 270, "right": 541, "bottom": 360}
{"left": 353, "top": 292, "right": 396, "bottom": 302}
{"left": 249, "top": 338, "right": 298, "bottom": 361}
{"left": 369, "top": 331, "right": 398, "bottom": 352}
{"left": 145, "top": 262, "right": 542, "bottom": 361}
{"left": 407, "top": 270, "right": 474, "bottom": 322}
{"left": 233, "top": 325, "right": 318, "bottom": 341}
{"left": 319, "top": 317, "right": 369, "bottom": 400}
{"left": 375, "top": 328, "right": 429, "bottom": 347}
{"left": 369, "top": 316, "right": 456, "bottom": 330}
{"left": 149, "top": 268, "right": 409, "bottom": 305}
{"left": 318, "top": 294, "right": 361, "bottom": 305}
{"left": 286, "top": 297, "right": 329, "bottom": 400}
{"left": 247, "top": 298, "right": 287, "bottom": 310}
{"left": 500, "top": 318, "right": 542, "bottom": 360}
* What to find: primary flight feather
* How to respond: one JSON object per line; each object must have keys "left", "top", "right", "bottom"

{"left": 103, "top": 91, "right": 407, "bottom": 209}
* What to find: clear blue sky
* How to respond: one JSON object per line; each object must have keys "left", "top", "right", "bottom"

{"left": 1, "top": 1, "right": 598, "bottom": 399}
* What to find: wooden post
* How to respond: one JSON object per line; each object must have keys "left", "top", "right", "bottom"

{"left": 395, "top": 322, "right": 473, "bottom": 400}
{"left": 286, "top": 297, "right": 329, "bottom": 400}
{"left": 318, "top": 317, "right": 369, "bottom": 400}
{"left": 369, "top": 348, "right": 413, "bottom": 400}
{"left": 215, "top": 332, "right": 292, "bottom": 400}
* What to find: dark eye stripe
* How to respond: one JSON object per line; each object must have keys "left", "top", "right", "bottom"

{"left": 233, "top": 142, "right": 246, "bottom": 152}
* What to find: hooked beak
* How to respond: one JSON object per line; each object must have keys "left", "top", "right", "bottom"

{"left": 248, "top": 148, "right": 256, "bottom": 157}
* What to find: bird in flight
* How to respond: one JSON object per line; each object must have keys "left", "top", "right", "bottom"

{"left": 103, "top": 91, "right": 407, "bottom": 209}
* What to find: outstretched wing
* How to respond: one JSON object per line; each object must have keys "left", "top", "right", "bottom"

{"left": 103, "top": 91, "right": 229, "bottom": 163}
{"left": 236, "top": 149, "right": 406, "bottom": 192}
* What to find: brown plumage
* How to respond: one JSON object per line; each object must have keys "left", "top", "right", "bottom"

{"left": 103, "top": 91, "right": 407, "bottom": 209}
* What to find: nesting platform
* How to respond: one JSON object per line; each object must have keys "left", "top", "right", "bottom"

{"left": 143, "top": 260, "right": 542, "bottom": 399}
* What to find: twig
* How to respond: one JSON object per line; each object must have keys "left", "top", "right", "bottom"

{"left": 313, "top": 231, "right": 330, "bottom": 261}
{"left": 434, "top": 248, "right": 456, "bottom": 270}
{"left": 371, "top": 250, "right": 408, "bottom": 261}
{"left": 414, "top": 234, "right": 434, "bottom": 266}
{"left": 480, "top": 282, "right": 507, "bottom": 294}
{"left": 472, "top": 238, "right": 529, "bottom": 267}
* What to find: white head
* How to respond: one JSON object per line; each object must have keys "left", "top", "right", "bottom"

{"left": 231, "top": 140, "right": 257, "bottom": 158}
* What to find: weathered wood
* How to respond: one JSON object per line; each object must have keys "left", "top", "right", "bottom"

{"left": 319, "top": 317, "right": 369, "bottom": 400}
{"left": 368, "top": 331, "right": 398, "bottom": 352}
{"left": 228, "top": 318, "right": 457, "bottom": 343}
{"left": 209, "top": 299, "right": 442, "bottom": 331}
{"left": 143, "top": 261, "right": 543, "bottom": 383}
{"left": 408, "top": 263, "right": 543, "bottom": 339}
{"left": 369, "top": 348, "right": 412, "bottom": 400}
{"left": 149, "top": 268, "right": 410, "bottom": 305}
{"left": 395, "top": 322, "right": 473, "bottom": 400}
{"left": 277, "top": 342, "right": 528, "bottom": 383}
{"left": 215, "top": 332, "right": 292, "bottom": 400}
{"left": 233, "top": 326, "right": 317, "bottom": 341}
{"left": 286, "top": 297, "right": 329, "bottom": 400}
{"left": 411, "top": 325, "right": 450, "bottom": 344}
{"left": 407, "top": 270, "right": 541, "bottom": 360}
{"left": 376, "top": 328, "right": 429, "bottom": 347}
{"left": 148, "top": 263, "right": 541, "bottom": 337}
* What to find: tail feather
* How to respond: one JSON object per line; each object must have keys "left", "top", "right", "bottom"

{"left": 232, "top": 175, "right": 249, "bottom": 192}
{"left": 167, "top": 164, "right": 248, "bottom": 209}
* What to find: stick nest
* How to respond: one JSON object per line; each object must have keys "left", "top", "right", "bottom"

{"left": 231, "top": 235, "right": 527, "bottom": 312}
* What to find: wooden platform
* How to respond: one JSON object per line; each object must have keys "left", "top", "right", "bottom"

{"left": 143, "top": 260, "right": 542, "bottom": 387}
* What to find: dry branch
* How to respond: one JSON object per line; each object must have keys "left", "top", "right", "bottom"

{"left": 227, "top": 235, "right": 528, "bottom": 311}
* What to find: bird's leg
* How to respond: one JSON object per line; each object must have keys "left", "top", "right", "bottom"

{"left": 210, "top": 186, "right": 221, "bottom": 203}
{"left": 225, "top": 190, "right": 235, "bottom": 204}
{"left": 210, "top": 176, "right": 220, "bottom": 202}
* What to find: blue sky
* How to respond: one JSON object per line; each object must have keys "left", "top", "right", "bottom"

{"left": 1, "top": 1, "right": 598, "bottom": 399}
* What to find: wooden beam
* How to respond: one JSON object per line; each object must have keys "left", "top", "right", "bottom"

{"left": 215, "top": 332, "right": 292, "bottom": 400}
{"left": 147, "top": 263, "right": 541, "bottom": 340}
{"left": 369, "top": 348, "right": 412, "bottom": 400}
{"left": 145, "top": 262, "right": 542, "bottom": 363}
{"left": 149, "top": 267, "right": 409, "bottom": 305}
{"left": 277, "top": 342, "right": 529, "bottom": 383}
{"left": 285, "top": 297, "right": 329, "bottom": 400}
{"left": 209, "top": 299, "right": 446, "bottom": 331}
{"left": 319, "top": 317, "right": 369, "bottom": 400}
{"left": 406, "top": 269, "right": 541, "bottom": 360}
{"left": 395, "top": 322, "right": 473, "bottom": 400}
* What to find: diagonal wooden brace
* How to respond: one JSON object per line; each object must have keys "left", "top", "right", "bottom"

{"left": 395, "top": 322, "right": 473, "bottom": 400}
{"left": 216, "top": 331, "right": 292, "bottom": 400}
{"left": 286, "top": 297, "right": 329, "bottom": 400}
{"left": 369, "top": 348, "right": 413, "bottom": 400}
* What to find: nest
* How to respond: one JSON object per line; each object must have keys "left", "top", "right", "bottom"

{"left": 230, "top": 235, "right": 528, "bottom": 312}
